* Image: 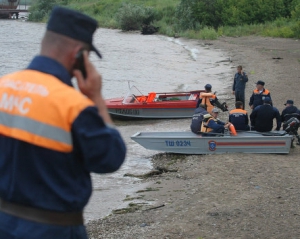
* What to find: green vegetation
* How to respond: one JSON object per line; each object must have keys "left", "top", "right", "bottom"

{"left": 20, "top": 0, "right": 31, "bottom": 4}
{"left": 116, "top": 3, "right": 156, "bottom": 31}
{"left": 28, "top": 0, "right": 300, "bottom": 40}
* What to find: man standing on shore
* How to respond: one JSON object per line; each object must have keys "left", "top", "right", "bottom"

{"left": 0, "top": 6, "right": 126, "bottom": 239}
{"left": 249, "top": 80, "right": 271, "bottom": 110}
{"left": 232, "top": 65, "right": 248, "bottom": 109}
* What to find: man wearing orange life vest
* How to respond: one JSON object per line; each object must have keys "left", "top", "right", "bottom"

{"left": 200, "top": 108, "right": 230, "bottom": 136}
{"left": 0, "top": 6, "right": 126, "bottom": 239}
{"left": 196, "top": 84, "right": 228, "bottom": 113}
{"left": 249, "top": 80, "right": 272, "bottom": 109}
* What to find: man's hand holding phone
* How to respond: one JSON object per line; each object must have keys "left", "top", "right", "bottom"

{"left": 73, "top": 50, "right": 113, "bottom": 124}
{"left": 73, "top": 50, "right": 102, "bottom": 100}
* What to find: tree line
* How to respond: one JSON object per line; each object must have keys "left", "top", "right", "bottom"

{"left": 176, "top": 0, "right": 300, "bottom": 29}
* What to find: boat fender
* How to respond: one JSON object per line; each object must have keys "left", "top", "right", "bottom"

{"left": 228, "top": 123, "right": 237, "bottom": 136}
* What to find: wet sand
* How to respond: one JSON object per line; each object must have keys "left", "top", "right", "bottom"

{"left": 87, "top": 36, "right": 300, "bottom": 238}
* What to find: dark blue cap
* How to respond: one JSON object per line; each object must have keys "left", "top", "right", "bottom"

{"left": 284, "top": 100, "right": 294, "bottom": 105}
{"left": 205, "top": 84, "right": 212, "bottom": 89}
{"left": 47, "top": 6, "right": 102, "bottom": 58}
{"left": 263, "top": 97, "right": 271, "bottom": 103}
{"left": 256, "top": 80, "right": 265, "bottom": 86}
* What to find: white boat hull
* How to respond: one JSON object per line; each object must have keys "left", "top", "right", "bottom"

{"left": 131, "top": 131, "right": 293, "bottom": 154}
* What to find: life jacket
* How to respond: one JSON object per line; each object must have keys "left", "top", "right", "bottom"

{"left": 200, "top": 117, "right": 215, "bottom": 133}
{"left": 200, "top": 92, "right": 216, "bottom": 113}
{"left": 0, "top": 70, "right": 94, "bottom": 153}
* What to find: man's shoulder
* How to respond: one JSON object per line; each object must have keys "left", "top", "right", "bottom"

{"left": 263, "top": 88, "right": 271, "bottom": 94}
{"left": 253, "top": 105, "right": 262, "bottom": 111}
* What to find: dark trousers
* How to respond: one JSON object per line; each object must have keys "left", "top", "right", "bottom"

{"left": 235, "top": 91, "right": 245, "bottom": 109}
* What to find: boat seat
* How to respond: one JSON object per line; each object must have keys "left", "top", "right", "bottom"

{"left": 146, "top": 92, "right": 156, "bottom": 102}
{"left": 137, "top": 96, "right": 147, "bottom": 102}
{"left": 188, "top": 94, "right": 197, "bottom": 100}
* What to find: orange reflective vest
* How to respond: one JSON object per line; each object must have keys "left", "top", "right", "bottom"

{"left": 199, "top": 92, "right": 216, "bottom": 113}
{"left": 0, "top": 70, "right": 94, "bottom": 152}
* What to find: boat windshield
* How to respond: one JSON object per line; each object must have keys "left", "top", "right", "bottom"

{"left": 122, "top": 85, "right": 145, "bottom": 104}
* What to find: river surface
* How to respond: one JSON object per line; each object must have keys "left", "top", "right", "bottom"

{"left": 0, "top": 18, "right": 233, "bottom": 222}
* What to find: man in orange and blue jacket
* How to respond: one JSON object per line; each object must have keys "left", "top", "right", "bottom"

{"left": 0, "top": 6, "right": 126, "bottom": 239}
{"left": 249, "top": 80, "right": 272, "bottom": 110}
{"left": 229, "top": 101, "right": 250, "bottom": 131}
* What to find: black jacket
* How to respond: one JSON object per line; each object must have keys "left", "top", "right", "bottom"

{"left": 250, "top": 104, "right": 281, "bottom": 132}
{"left": 281, "top": 105, "right": 300, "bottom": 122}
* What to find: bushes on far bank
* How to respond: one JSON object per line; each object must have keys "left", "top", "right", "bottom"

{"left": 27, "top": 0, "right": 300, "bottom": 40}
{"left": 116, "top": 3, "right": 156, "bottom": 31}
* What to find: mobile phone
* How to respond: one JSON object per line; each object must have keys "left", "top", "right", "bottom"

{"left": 74, "top": 50, "right": 87, "bottom": 79}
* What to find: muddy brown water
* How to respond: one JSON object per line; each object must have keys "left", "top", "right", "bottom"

{"left": 0, "top": 19, "right": 234, "bottom": 222}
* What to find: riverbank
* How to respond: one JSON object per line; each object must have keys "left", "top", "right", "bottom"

{"left": 86, "top": 36, "right": 300, "bottom": 239}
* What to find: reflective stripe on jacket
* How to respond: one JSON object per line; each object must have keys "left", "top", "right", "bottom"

{"left": 0, "top": 70, "right": 94, "bottom": 152}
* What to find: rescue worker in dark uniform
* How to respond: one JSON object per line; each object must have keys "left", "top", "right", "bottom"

{"left": 190, "top": 104, "right": 208, "bottom": 134}
{"left": 249, "top": 80, "right": 271, "bottom": 110}
{"left": 281, "top": 100, "right": 300, "bottom": 129}
{"left": 0, "top": 7, "right": 126, "bottom": 239}
{"left": 196, "top": 84, "right": 228, "bottom": 113}
{"left": 232, "top": 65, "right": 248, "bottom": 109}
{"left": 200, "top": 108, "right": 230, "bottom": 136}
{"left": 229, "top": 101, "right": 250, "bottom": 131}
{"left": 250, "top": 97, "right": 281, "bottom": 132}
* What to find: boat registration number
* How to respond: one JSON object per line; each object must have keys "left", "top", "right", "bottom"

{"left": 165, "top": 140, "right": 191, "bottom": 147}
{"left": 115, "top": 109, "right": 140, "bottom": 115}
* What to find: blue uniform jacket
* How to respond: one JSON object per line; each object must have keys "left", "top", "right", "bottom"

{"left": 207, "top": 118, "right": 225, "bottom": 133}
{"left": 190, "top": 107, "right": 208, "bottom": 134}
{"left": 229, "top": 109, "right": 249, "bottom": 131}
{"left": 250, "top": 104, "right": 281, "bottom": 132}
{"left": 232, "top": 72, "right": 248, "bottom": 92}
{"left": 249, "top": 88, "right": 271, "bottom": 109}
{"left": 0, "top": 56, "right": 127, "bottom": 239}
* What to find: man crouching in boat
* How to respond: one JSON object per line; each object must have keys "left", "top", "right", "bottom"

{"left": 200, "top": 108, "right": 231, "bottom": 136}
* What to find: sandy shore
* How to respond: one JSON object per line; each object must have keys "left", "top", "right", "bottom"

{"left": 86, "top": 36, "right": 300, "bottom": 239}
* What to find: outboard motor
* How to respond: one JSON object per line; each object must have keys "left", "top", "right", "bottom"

{"left": 283, "top": 117, "right": 300, "bottom": 145}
